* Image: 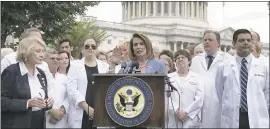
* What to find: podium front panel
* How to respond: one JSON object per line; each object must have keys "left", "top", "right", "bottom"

{"left": 92, "top": 74, "right": 165, "bottom": 128}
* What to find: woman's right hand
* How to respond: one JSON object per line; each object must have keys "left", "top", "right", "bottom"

{"left": 80, "top": 101, "right": 94, "bottom": 120}
{"left": 28, "top": 97, "right": 46, "bottom": 108}
{"left": 111, "top": 47, "right": 122, "bottom": 64}
{"left": 85, "top": 106, "right": 94, "bottom": 120}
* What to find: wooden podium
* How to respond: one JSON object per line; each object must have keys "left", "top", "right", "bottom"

{"left": 92, "top": 74, "right": 166, "bottom": 128}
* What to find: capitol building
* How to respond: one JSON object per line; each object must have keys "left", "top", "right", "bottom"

{"left": 81, "top": 1, "right": 269, "bottom": 55}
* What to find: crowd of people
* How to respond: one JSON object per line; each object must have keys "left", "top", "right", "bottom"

{"left": 1, "top": 27, "right": 269, "bottom": 129}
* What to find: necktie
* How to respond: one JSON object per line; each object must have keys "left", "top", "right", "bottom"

{"left": 240, "top": 58, "right": 248, "bottom": 112}
{"left": 207, "top": 55, "right": 214, "bottom": 70}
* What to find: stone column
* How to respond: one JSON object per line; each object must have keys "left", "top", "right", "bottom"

{"left": 128, "top": 2, "right": 131, "bottom": 19}
{"left": 153, "top": 2, "right": 156, "bottom": 16}
{"left": 196, "top": 2, "right": 199, "bottom": 18}
{"left": 191, "top": 2, "right": 194, "bottom": 18}
{"left": 122, "top": 2, "right": 125, "bottom": 20}
{"left": 132, "top": 2, "right": 135, "bottom": 18}
{"left": 184, "top": 2, "right": 187, "bottom": 17}
{"left": 168, "top": 1, "right": 172, "bottom": 16}
{"left": 181, "top": 2, "right": 184, "bottom": 16}
{"left": 200, "top": 2, "right": 203, "bottom": 19}
{"left": 125, "top": 2, "right": 128, "bottom": 20}
{"left": 204, "top": 3, "right": 207, "bottom": 20}
{"left": 145, "top": 2, "right": 149, "bottom": 17}
{"left": 176, "top": 1, "right": 179, "bottom": 16}
{"left": 181, "top": 43, "right": 184, "bottom": 49}
{"left": 161, "top": 2, "right": 164, "bottom": 16}
{"left": 138, "top": 1, "right": 142, "bottom": 17}
{"left": 174, "top": 42, "right": 177, "bottom": 52}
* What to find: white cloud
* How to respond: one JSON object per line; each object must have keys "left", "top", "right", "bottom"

{"left": 86, "top": 2, "right": 269, "bottom": 43}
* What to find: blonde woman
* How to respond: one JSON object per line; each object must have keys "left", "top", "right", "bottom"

{"left": 1, "top": 37, "right": 54, "bottom": 128}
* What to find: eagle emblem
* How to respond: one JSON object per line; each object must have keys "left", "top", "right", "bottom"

{"left": 114, "top": 87, "right": 144, "bottom": 118}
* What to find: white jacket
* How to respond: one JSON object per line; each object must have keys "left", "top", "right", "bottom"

{"left": 66, "top": 58, "right": 109, "bottom": 128}
{"left": 215, "top": 55, "right": 269, "bottom": 128}
{"left": 167, "top": 71, "right": 204, "bottom": 128}
{"left": 189, "top": 51, "right": 231, "bottom": 128}
{"left": 46, "top": 73, "right": 69, "bottom": 128}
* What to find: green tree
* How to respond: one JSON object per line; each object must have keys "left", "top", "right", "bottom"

{"left": 1, "top": 1, "right": 99, "bottom": 47}
{"left": 66, "top": 21, "right": 108, "bottom": 59}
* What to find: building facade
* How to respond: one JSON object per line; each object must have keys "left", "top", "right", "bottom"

{"left": 83, "top": 1, "right": 268, "bottom": 56}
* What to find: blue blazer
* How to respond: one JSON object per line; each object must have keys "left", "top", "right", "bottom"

{"left": 124, "top": 59, "right": 166, "bottom": 74}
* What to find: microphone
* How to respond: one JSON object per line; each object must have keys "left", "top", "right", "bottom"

{"left": 165, "top": 76, "right": 180, "bottom": 129}
{"left": 118, "top": 62, "right": 127, "bottom": 74}
{"left": 127, "top": 61, "right": 139, "bottom": 74}
{"left": 165, "top": 76, "right": 178, "bottom": 92}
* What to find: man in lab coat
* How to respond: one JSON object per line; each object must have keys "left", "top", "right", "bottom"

{"left": 251, "top": 31, "right": 269, "bottom": 63}
{"left": 44, "top": 49, "right": 69, "bottom": 128}
{"left": 215, "top": 29, "right": 269, "bottom": 128}
{"left": 190, "top": 30, "right": 231, "bottom": 128}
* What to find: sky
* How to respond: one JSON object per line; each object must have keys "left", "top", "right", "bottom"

{"left": 85, "top": 2, "right": 269, "bottom": 43}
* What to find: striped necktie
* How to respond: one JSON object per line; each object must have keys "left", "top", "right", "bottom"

{"left": 240, "top": 58, "right": 248, "bottom": 112}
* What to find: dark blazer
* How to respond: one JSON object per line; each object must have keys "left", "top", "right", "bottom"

{"left": 1, "top": 63, "right": 49, "bottom": 128}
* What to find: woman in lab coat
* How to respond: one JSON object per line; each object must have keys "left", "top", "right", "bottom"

{"left": 167, "top": 49, "right": 204, "bottom": 128}
{"left": 66, "top": 38, "right": 109, "bottom": 128}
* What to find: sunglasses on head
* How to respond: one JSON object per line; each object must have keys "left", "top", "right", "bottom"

{"left": 84, "top": 44, "right": 97, "bottom": 50}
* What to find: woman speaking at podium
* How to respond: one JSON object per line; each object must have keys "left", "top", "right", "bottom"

{"left": 66, "top": 38, "right": 109, "bottom": 128}
{"left": 122, "top": 33, "right": 166, "bottom": 74}
{"left": 116, "top": 33, "right": 166, "bottom": 129}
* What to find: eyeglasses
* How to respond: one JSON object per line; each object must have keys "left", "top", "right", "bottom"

{"left": 49, "top": 57, "right": 60, "bottom": 61}
{"left": 84, "top": 44, "right": 97, "bottom": 50}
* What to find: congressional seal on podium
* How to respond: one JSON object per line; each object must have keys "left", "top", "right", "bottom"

{"left": 105, "top": 76, "right": 154, "bottom": 127}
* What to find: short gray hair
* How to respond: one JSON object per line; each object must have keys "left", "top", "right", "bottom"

{"left": 45, "top": 49, "right": 58, "bottom": 59}
{"left": 195, "top": 43, "right": 204, "bottom": 50}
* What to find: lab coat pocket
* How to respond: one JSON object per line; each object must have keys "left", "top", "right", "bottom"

{"left": 189, "top": 115, "right": 201, "bottom": 128}
{"left": 220, "top": 115, "right": 231, "bottom": 128}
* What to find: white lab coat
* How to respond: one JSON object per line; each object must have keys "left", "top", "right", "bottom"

{"left": 66, "top": 58, "right": 109, "bottom": 128}
{"left": 167, "top": 71, "right": 204, "bottom": 128}
{"left": 215, "top": 55, "right": 269, "bottom": 128}
{"left": 258, "top": 54, "right": 269, "bottom": 66}
{"left": 46, "top": 73, "right": 70, "bottom": 128}
{"left": 190, "top": 51, "right": 231, "bottom": 128}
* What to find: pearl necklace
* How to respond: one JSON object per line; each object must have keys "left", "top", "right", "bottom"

{"left": 139, "top": 60, "right": 148, "bottom": 69}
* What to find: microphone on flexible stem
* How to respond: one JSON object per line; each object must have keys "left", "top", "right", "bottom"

{"left": 165, "top": 76, "right": 178, "bottom": 92}
{"left": 118, "top": 62, "right": 127, "bottom": 74}
{"left": 132, "top": 61, "right": 140, "bottom": 74}
{"left": 127, "top": 61, "right": 139, "bottom": 74}
{"left": 165, "top": 76, "right": 181, "bottom": 129}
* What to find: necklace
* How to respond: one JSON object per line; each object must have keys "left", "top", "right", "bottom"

{"left": 139, "top": 60, "right": 148, "bottom": 69}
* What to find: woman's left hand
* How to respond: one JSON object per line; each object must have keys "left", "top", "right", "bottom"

{"left": 45, "top": 97, "right": 54, "bottom": 108}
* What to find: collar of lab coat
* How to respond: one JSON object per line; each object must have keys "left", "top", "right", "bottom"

{"left": 230, "top": 55, "right": 261, "bottom": 87}
{"left": 235, "top": 53, "right": 252, "bottom": 65}
{"left": 75, "top": 57, "right": 109, "bottom": 73}
{"left": 168, "top": 71, "right": 198, "bottom": 86}
{"left": 200, "top": 51, "right": 229, "bottom": 71}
